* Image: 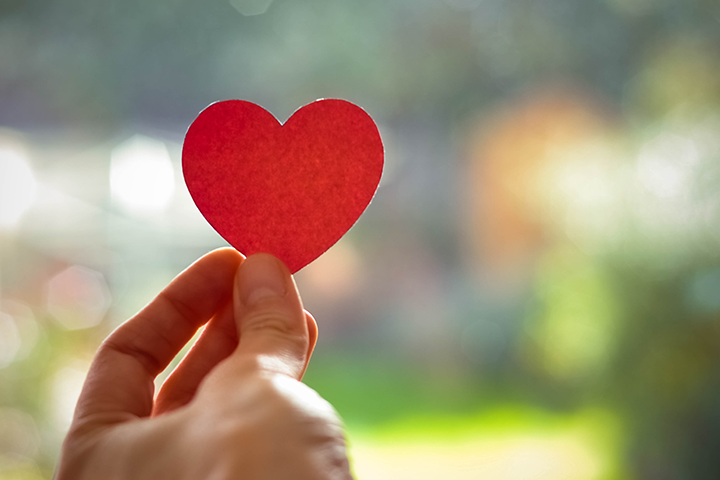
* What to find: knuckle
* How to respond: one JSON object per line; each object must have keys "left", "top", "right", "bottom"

{"left": 98, "top": 335, "right": 163, "bottom": 375}
{"left": 242, "top": 310, "right": 307, "bottom": 345}
{"left": 268, "top": 377, "right": 344, "bottom": 425}
{"left": 189, "top": 375, "right": 352, "bottom": 479}
{"left": 320, "top": 440, "right": 353, "bottom": 479}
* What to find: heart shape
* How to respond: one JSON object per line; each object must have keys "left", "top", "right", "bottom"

{"left": 182, "top": 99, "right": 384, "bottom": 273}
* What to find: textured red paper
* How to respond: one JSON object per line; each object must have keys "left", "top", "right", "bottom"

{"left": 182, "top": 99, "right": 384, "bottom": 273}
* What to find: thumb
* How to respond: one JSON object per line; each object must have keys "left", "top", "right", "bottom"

{"left": 232, "top": 253, "right": 310, "bottom": 379}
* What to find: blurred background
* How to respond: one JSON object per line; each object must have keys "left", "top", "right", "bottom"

{"left": 1, "top": 0, "right": 720, "bottom": 478}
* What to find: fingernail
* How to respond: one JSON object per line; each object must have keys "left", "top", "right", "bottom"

{"left": 238, "top": 254, "right": 287, "bottom": 306}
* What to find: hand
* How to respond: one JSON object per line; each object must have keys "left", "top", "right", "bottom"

{"left": 56, "top": 249, "right": 353, "bottom": 480}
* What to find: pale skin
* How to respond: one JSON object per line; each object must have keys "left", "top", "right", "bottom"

{"left": 56, "top": 249, "right": 353, "bottom": 480}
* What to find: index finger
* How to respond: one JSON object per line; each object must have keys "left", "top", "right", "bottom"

{"left": 73, "top": 248, "right": 243, "bottom": 424}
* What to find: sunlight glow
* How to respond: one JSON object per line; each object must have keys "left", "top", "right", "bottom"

{"left": 637, "top": 134, "right": 698, "bottom": 199}
{"left": 51, "top": 362, "right": 90, "bottom": 429}
{"left": 0, "top": 148, "right": 37, "bottom": 227}
{"left": 110, "top": 135, "right": 175, "bottom": 215}
{"left": 0, "top": 301, "right": 38, "bottom": 364}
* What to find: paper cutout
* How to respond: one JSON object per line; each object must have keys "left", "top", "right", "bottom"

{"left": 182, "top": 99, "right": 384, "bottom": 273}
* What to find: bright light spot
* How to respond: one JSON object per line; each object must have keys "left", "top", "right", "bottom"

{"left": 541, "top": 141, "right": 626, "bottom": 253}
{"left": 0, "top": 312, "right": 22, "bottom": 369}
{"left": 229, "top": 0, "right": 273, "bottom": 16}
{"left": 51, "top": 361, "right": 90, "bottom": 429}
{"left": 110, "top": 135, "right": 175, "bottom": 215}
{"left": 0, "top": 300, "right": 39, "bottom": 362}
{"left": 46, "top": 266, "right": 111, "bottom": 330}
{"left": 637, "top": 134, "right": 698, "bottom": 199}
{"left": 0, "top": 148, "right": 37, "bottom": 227}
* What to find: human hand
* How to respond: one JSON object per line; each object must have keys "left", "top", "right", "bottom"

{"left": 56, "top": 249, "right": 353, "bottom": 480}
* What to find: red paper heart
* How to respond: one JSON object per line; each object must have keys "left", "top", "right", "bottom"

{"left": 182, "top": 99, "right": 384, "bottom": 273}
